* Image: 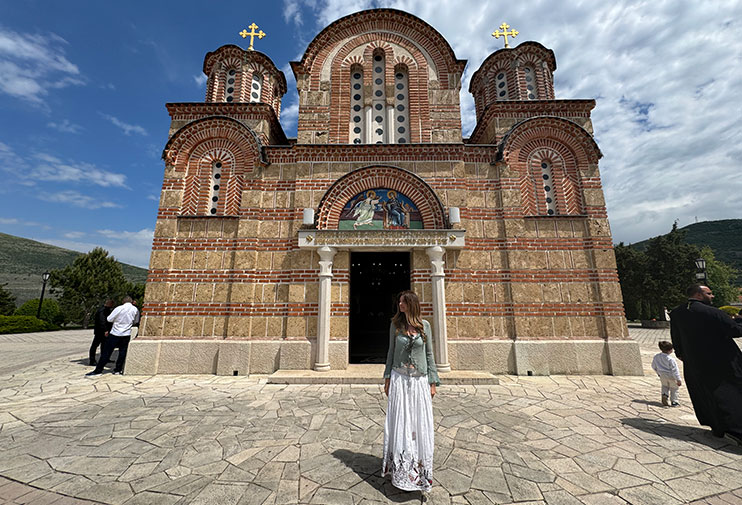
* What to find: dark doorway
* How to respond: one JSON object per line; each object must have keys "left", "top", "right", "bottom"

{"left": 349, "top": 252, "right": 410, "bottom": 363}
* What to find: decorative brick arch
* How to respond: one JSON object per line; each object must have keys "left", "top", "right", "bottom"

{"left": 315, "top": 166, "right": 447, "bottom": 229}
{"left": 331, "top": 34, "right": 430, "bottom": 143}
{"left": 499, "top": 116, "right": 601, "bottom": 216}
{"left": 163, "top": 117, "right": 265, "bottom": 216}
{"left": 203, "top": 45, "right": 287, "bottom": 111}
{"left": 294, "top": 9, "right": 466, "bottom": 88}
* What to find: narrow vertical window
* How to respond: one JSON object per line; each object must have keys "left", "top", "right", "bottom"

{"left": 394, "top": 68, "right": 409, "bottom": 144}
{"left": 541, "top": 161, "right": 556, "bottom": 215}
{"left": 371, "top": 52, "right": 386, "bottom": 144}
{"left": 250, "top": 73, "right": 263, "bottom": 103}
{"left": 225, "top": 69, "right": 236, "bottom": 102}
{"left": 524, "top": 65, "right": 537, "bottom": 99}
{"left": 349, "top": 67, "right": 364, "bottom": 144}
{"left": 209, "top": 161, "right": 223, "bottom": 215}
{"left": 495, "top": 70, "right": 508, "bottom": 99}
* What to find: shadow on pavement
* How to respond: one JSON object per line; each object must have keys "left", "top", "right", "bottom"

{"left": 631, "top": 399, "right": 666, "bottom": 408}
{"left": 621, "top": 417, "right": 742, "bottom": 454}
{"left": 332, "top": 449, "right": 424, "bottom": 502}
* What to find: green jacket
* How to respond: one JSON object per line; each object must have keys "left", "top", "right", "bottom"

{"left": 383, "top": 319, "right": 440, "bottom": 386}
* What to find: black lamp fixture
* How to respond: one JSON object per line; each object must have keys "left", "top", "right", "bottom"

{"left": 694, "top": 258, "right": 707, "bottom": 283}
{"left": 36, "top": 271, "right": 50, "bottom": 319}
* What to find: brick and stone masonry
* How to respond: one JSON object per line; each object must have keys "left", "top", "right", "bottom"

{"left": 125, "top": 8, "right": 643, "bottom": 376}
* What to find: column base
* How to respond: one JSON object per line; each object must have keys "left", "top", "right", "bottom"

{"left": 436, "top": 363, "right": 451, "bottom": 373}
{"left": 314, "top": 362, "right": 331, "bottom": 372}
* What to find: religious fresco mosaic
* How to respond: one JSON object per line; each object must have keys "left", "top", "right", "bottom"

{"left": 339, "top": 189, "right": 423, "bottom": 230}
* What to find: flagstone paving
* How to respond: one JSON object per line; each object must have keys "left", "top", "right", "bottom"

{"left": 1, "top": 327, "right": 741, "bottom": 505}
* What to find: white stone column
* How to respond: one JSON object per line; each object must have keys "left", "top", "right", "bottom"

{"left": 426, "top": 246, "right": 451, "bottom": 372}
{"left": 315, "top": 246, "right": 336, "bottom": 371}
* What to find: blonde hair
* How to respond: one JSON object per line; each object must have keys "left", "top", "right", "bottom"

{"left": 392, "top": 290, "right": 426, "bottom": 342}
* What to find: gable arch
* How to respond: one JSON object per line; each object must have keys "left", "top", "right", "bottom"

{"left": 499, "top": 116, "right": 601, "bottom": 216}
{"left": 294, "top": 8, "right": 465, "bottom": 86}
{"left": 315, "top": 165, "right": 447, "bottom": 229}
{"left": 162, "top": 117, "right": 265, "bottom": 216}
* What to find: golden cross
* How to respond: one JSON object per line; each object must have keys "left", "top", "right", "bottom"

{"left": 492, "top": 22, "right": 519, "bottom": 48}
{"left": 239, "top": 22, "right": 266, "bottom": 51}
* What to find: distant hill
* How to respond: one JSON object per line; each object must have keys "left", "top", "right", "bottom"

{"left": 0, "top": 232, "right": 148, "bottom": 307}
{"left": 629, "top": 219, "right": 742, "bottom": 284}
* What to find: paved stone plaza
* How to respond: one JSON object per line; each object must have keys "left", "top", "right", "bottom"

{"left": 1, "top": 327, "right": 741, "bottom": 505}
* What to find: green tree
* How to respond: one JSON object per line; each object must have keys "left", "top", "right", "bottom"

{"left": 642, "top": 223, "right": 699, "bottom": 317}
{"left": 14, "top": 298, "right": 64, "bottom": 326}
{"left": 614, "top": 243, "right": 647, "bottom": 320}
{"left": 0, "top": 283, "right": 16, "bottom": 315}
{"left": 700, "top": 246, "right": 739, "bottom": 306}
{"left": 50, "top": 247, "right": 129, "bottom": 327}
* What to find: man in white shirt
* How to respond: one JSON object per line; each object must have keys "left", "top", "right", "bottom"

{"left": 86, "top": 296, "right": 140, "bottom": 377}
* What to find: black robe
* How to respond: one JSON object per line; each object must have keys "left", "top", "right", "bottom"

{"left": 670, "top": 299, "right": 742, "bottom": 434}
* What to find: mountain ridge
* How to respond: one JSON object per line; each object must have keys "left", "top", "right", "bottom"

{"left": 0, "top": 232, "right": 148, "bottom": 307}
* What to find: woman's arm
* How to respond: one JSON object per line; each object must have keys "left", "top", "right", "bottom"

{"left": 424, "top": 321, "right": 440, "bottom": 387}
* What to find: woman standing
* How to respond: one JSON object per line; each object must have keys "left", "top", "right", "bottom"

{"left": 382, "top": 290, "right": 440, "bottom": 492}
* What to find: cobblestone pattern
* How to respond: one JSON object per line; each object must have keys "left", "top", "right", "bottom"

{"left": 0, "top": 327, "right": 741, "bottom": 505}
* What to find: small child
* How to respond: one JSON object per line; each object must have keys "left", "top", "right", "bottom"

{"left": 651, "top": 341, "right": 682, "bottom": 407}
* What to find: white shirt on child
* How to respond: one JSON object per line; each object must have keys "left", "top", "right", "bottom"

{"left": 651, "top": 352, "right": 681, "bottom": 381}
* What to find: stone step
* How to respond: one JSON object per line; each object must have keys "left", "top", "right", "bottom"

{"left": 266, "top": 364, "right": 499, "bottom": 385}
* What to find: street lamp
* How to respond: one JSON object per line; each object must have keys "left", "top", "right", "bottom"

{"left": 36, "top": 271, "right": 50, "bottom": 319}
{"left": 694, "top": 257, "right": 707, "bottom": 284}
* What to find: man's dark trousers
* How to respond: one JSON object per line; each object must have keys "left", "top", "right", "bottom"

{"left": 93, "top": 334, "right": 131, "bottom": 373}
{"left": 89, "top": 333, "right": 107, "bottom": 365}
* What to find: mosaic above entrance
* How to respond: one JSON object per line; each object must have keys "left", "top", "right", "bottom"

{"left": 339, "top": 189, "right": 422, "bottom": 230}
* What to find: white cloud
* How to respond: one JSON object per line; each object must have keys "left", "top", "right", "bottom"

{"left": 99, "top": 113, "right": 148, "bottom": 136}
{"left": 63, "top": 231, "right": 86, "bottom": 239}
{"left": 37, "top": 229, "right": 154, "bottom": 268}
{"left": 0, "top": 27, "right": 84, "bottom": 103}
{"left": 47, "top": 119, "right": 83, "bottom": 134}
{"left": 193, "top": 73, "right": 207, "bottom": 87}
{"left": 43, "top": 190, "right": 120, "bottom": 209}
{"left": 30, "top": 153, "right": 128, "bottom": 188}
{"left": 0, "top": 217, "right": 42, "bottom": 227}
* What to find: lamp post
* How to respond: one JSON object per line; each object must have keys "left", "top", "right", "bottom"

{"left": 694, "top": 257, "right": 707, "bottom": 285}
{"left": 36, "top": 271, "right": 50, "bottom": 319}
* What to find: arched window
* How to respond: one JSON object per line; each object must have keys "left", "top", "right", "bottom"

{"left": 371, "top": 51, "right": 387, "bottom": 144}
{"left": 394, "top": 67, "right": 410, "bottom": 144}
{"left": 349, "top": 66, "right": 364, "bottom": 144}
{"left": 495, "top": 70, "right": 508, "bottom": 100}
{"left": 524, "top": 65, "right": 537, "bottom": 99}
{"left": 249, "top": 72, "right": 263, "bottom": 102}
{"left": 540, "top": 161, "right": 557, "bottom": 215}
{"left": 224, "top": 68, "right": 237, "bottom": 102}
{"left": 209, "top": 161, "right": 223, "bottom": 215}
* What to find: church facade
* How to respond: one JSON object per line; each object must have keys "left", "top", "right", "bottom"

{"left": 126, "top": 9, "right": 643, "bottom": 376}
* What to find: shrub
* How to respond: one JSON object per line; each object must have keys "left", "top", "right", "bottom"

{"left": 719, "top": 305, "right": 740, "bottom": 317}
{"left": 14, "top": 299, "right": 64, "bottom": 325}
{"left": 0, "top": 315, "right": 56, "bottom": 334}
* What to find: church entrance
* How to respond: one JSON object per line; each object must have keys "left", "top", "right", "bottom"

{"left": 349, "top": 252, "right": 410, "bottom": 364}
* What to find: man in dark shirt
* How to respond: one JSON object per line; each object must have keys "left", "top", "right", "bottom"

{"left": 90, "top": 299, "right": 113, "bottom": 366}
{"left": 670, "top": 285, "right": 742, "bottom": 444}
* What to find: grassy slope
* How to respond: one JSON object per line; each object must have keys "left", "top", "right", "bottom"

{"left": 0, "top": 232, "right": 148, "bottom": 307}
{"left": 628, "top": 219, "right": 742, "bottom": 284}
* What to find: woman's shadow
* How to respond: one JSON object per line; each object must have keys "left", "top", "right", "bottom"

{"left": 332, "top": 449, "right": 425, "bottom": 502}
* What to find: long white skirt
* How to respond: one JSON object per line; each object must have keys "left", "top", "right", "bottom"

{"left": 382, "top": 370, "right": 434, "bottom": 492}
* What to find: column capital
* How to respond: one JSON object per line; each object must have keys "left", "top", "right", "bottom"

{"left": 426, "top": 246, "right": 446, "bottom": 277}
{"left": 317, "top": 246, "right": 337, "bottom": 277}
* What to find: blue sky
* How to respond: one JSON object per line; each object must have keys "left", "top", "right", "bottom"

{"left": 1, "top": 0, "right": 740, "bottom": 268}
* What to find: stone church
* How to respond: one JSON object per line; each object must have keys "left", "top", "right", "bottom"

{"left": 126, "top": 9, "right": 642, "bottom": 376}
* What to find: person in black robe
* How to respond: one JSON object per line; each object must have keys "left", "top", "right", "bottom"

{"left": 90, "top": 299, "right": 113, "bottom": 366}
{"left": 670, "top": 285, "right": 742, "bottom": 442}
